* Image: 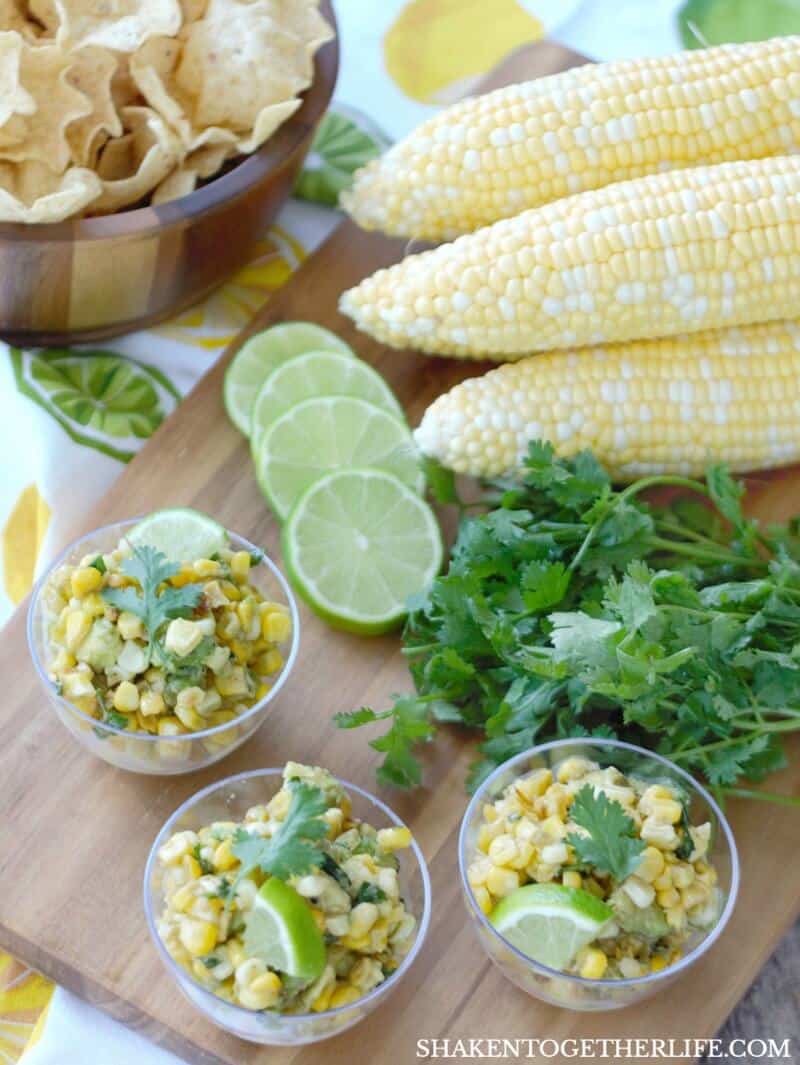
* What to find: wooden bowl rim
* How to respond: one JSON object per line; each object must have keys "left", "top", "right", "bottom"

{"left": 0, "top": 0, "right": 338, "bottom": 243}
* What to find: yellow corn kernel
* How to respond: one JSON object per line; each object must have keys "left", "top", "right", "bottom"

{"left": 65, "top": 610, "right": 92, "bottom": 650}
{"left": 349, "top": 902, "right": 379, "bottom": 938}
{"left": 665, "top": 906, "right": 687, "bottom": 932}
{"left": 179, "top": 918, "right": 217, "bottom": 957}
{"left": 562, "top": 870, "right": 582, "bottom": 890}
{"left": 650, "top": 955, "right": 669, "bottom": 974}
{"left": 488, "top": 833, "right": 518, "bottom": 867}
{"left": 229, "top": 639, "right": 251, "bottom": 665}
{"left": 377, "top": 826, "right": 412, "bottom": 852}
{"left": 51, "top": 648, "right": 75, "bottom": 673}
{"left": 329, "top": 984, "right": 361, "bottom": 1008}
{"left": 140, "top": 690, "right": 165, "bottom": 717}
{"left": 671, "top": 863, "right": 695, "bottom": 890}
{"left": 579, "top": 948, "right": 608, "bottom": 980}
{"left": 482, "top": 803, "right": 499, "bottom": 823}
{"left": 230, "top": 551, "right": 251, "bottom": 581}
{"left": 636, "top": 846, "right": 665, "bottom": 884}
{"left": 681, "top": 882, "right": 709, "bottom": 910}
{"left": 473, "top": 885, "right": 492, "bottom": 915}
{"left": 486, "top": 866, "right": 520, "bottom": 899}
{"left": 227, "top": 938, "right": 246, "bottom": 969}
{"left": 221, "top": 580, "right": 242, "bottom": 601}
{"left": 508, "top": 840, "right": 534, "bottom": 871}
{"left": 237, "top": 598, "right": 254, "bottom": 631}
{"left": 647, "top": 799, "right": 683, "bottom": 825}
{"left": 113, "top": 680, "right": 139, "bottom": 713}
{"left": 262, "top": 610, "right": 292, "bottom": 643}
{"left": 311, "top": 984, "right": 335, "bottom": 1012}
{"left": 117, "top": 611, "right": 145, "bottom": 640}
{"left": 256, "top": 648, "right": 283, "bottom": 675}
{"left": 515, "top": 769, "right": 552, "bottom": 803}
{"left": 71, "top": 566, "right": 103, "bottom": 597}
{"left": 540, "top": 815, "right": 566, "bottom": 840}
{"left": 74, "top": 694, "right": 98, "bottom": 716}
{"left": 213, "top": 838, "right": 237, "bottom": 872}
{"left": 653, "top": 868, "right": 673, "bottom": 891}
{"left": 255, "top": 682, "right": 271, "bottom": 701}
{"left": 135, "top": 711, "right": 158, "bottom": 734}
{"left": 341, "top": 933, "right": 371, "bottom": 952}
{"left": 183, "top": 854, "right": 203, "bottom": 880}
{"left": 640, "top": 818, "right": 678, "bottom": 850}
{"left": 215, "top": 666, "right": 250, "bottom": 697}
{"left": 171, "top": 883, "right": 196, "bottom": 913}
{"left": 657, "top": 887, "right": 680, "bottom": 909}
{"left": 556, "top": 757, "right": 595, "bottom": 783}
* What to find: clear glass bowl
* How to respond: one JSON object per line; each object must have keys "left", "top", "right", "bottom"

{"left": 27, "top": 518, "right": 300, "bottom": 775}
{"left": 144, "top": 769, "right": 431, "bottom": 1045}
{"left": 458, "top": 738, "right": 739, "bottom": 1011}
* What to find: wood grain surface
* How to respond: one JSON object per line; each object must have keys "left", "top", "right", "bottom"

{"left": 0, "top": 217, "right": 799, "bottom": 1065}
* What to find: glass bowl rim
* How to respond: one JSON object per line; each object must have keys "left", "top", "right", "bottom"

{"left": 457, "top": 737, "right": 740, "bottom": 990}
{"left": 26, "top": 516, "right": 301, "bottom": 742}
{"left": 142, "top": 767, "right": 432, "bottom": 1025}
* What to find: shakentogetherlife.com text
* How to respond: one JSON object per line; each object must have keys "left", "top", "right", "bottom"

{"left": 415, "top": 1038, "right": 794, "bottom": 1060}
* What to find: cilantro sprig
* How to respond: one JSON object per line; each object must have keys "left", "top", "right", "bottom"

{"left": 101, "top": 544, "right": 202, "bottom": 658}
{"left": 566, "top": 786, "right": 645, "bottom": 882}
{"left": 338, "top": 441, "right": 800, "bottom": 805}
{"left": 231, "top": 780, "right": 328, "bottom": 883}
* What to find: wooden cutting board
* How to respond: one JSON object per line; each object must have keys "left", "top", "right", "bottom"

{"left": 1, "top": 39, "right": 799, "bottom": 1065}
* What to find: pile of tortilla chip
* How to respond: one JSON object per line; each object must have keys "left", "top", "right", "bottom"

{"left": 0, "top": 0, "right": 332, "bottom": 222}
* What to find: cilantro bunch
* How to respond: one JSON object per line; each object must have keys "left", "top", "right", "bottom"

{"left": 337, "top": 442, "right": 800, "bottom": 806}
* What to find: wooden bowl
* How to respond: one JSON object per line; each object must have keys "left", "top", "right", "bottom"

{"left": 0, "top": 0, "right": 339, "bottom": 346}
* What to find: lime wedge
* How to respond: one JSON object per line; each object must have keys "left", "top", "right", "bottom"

{"left": 250, "top": 351, "right": 405, "bottom": 454}
{"left": 243, "top": 877, "right": 326, "bottom": 982}
{"left": 282, "top": 467, "right": 443, "bottom": 634}
{"left": 294, "top": 108, "right": 390, "bottom": 207}
{"left": 255, "top": 395, "right": 423, "bottom": 522}
{"left": 224, "top": 322, "right": 354, "bottom": 436}
{"left": 489, "top": 884, "right": 613, "bottom": 972}
{"left": 127, "top": 508, "right": 227, "bottom": 562}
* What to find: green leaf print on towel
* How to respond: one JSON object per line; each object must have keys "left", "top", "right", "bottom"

{"left": 10, "top": 348, "right": 180, "bottom": 463}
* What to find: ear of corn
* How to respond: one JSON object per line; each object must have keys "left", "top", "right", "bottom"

{"left": 341, "top": 155, "right": 800, "bottom": 360}
{"left": 343, "top": 37, "right": 800, "bottom": 241}
{"left": 413, "top": 319, "right": 800, "bottom": 479}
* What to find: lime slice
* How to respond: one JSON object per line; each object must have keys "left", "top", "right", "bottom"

{"left": 256, "top": 396, "right": 423, "bottom": 522}
{"left": 127, "top": 508, "right": 227, "bottom": 562}
{"left": 282, "top": 467, "right": 443, "bottom": 634}
{"left": 224, "top": 323, "right": 354, "bottom": 436}
{"left": 294, "top": 107, "right": 390, "bottom": 207}
{"left": 489, "top": 884, "right": 613, "bottom": 972}
{"left": 250, "top": 351, "right": 405, "bottom": 454}
{"left": 243, "top": 877, "right": 326, "bottom": 982}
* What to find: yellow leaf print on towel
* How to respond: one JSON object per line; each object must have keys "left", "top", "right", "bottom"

{"left": 0, "top": 953, "right": 53, "bottom": 1063}
{"left": 2, "top": 484, "right": 51, "bottom": 606}
{"left": 384, "top": 0, "right": 543, "bottom": 105}
{"left": 155, "top": 225, "right": 306, "bottom": 350}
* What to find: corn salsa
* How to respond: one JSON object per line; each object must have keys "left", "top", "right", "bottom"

{"left": 467, "top": 757, "right": 722, "bottom": 979}
{"left": 155, "top": 763, "right": 418, "bottom": 1013}
{"left": 42, "top": 536, "right": 292, "bottom": 737}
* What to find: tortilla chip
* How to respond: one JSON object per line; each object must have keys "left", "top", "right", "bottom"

{"left": 179, "top": 0, "right": 206, "bottom": 21}
{"left": 3, "top": 0, "right": 41, "bottom": 35}
{"left": 150, "top": 163, "right": 193, "bottom": 203}
{"left": 90, "top": 103, "right": 182, "bottom": 211}
{"left": 54, "top": 0, "right": 182, "bottom": 53}
{"left": 0, "top": 158, "right": 101, "bottom": 220}
{"left": 65, "top": 45, "right": 122, "bottom": 166}
{"left": 0, "top": 38, "right": 92, "bottom": 171}
{"left": 0, "top": 31, "right": 36, "bottom": 129}
{"left": 132, "top": 0, "right": 329, "bottom": 154}
{"left": 150, "top": 140, "right": 232, "bottom": 203}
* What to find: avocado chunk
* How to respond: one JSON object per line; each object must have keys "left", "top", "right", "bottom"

{"left": 610, "top": 887, "right": 669, "bottom": 940}
{"left": 75, "top": 618, "right": 122, "bottom": 672}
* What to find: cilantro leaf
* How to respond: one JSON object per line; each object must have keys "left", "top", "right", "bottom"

{"left": 231, "top": 781, "right": 328, "bottom": 882}
{"left": 354, "top": 883, "right": 387, "bottom": 905}
{"left": 89, "top": 555, "right": 106, "bottom": 574}
{"left": 101, "top": 545, "right": 202, "bottom": 650}
{"left": 566, "top": 786, "right": 646, "bottom": 881}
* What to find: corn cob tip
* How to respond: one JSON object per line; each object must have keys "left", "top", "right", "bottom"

{"left": 414, "top": 321, "right": 800, "bottom": 481}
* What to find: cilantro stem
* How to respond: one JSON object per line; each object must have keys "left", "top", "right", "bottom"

{"left": 676, "top": 721, "right": 800, "bottom": 760}
{"left": 647, "top": 535, "right": 763, "bottom": 568}
{"left": 720, "top": 787, "right": 800, "bottom": 807}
